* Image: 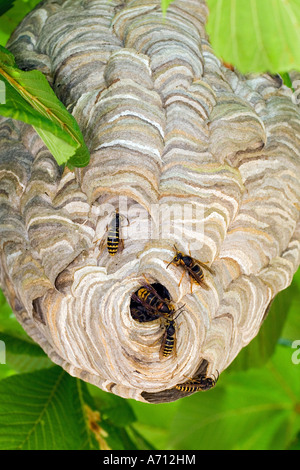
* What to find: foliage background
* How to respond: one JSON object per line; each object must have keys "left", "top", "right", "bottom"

{"left": 0, "top": 0, "right": 299, "bottom": 450}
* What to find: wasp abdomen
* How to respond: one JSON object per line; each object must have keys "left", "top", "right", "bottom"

{"left": 131, "top": 305, "right": 160, "bottom": 323}
{"left": 107, "top": 211, "right": 120, "bottom": 256}
{"left": 175, "top": 383, "right": 197, "bottom": 393}
{"left": 162, "top": 331, "right": 175, "bottom": 357}
{"left": 136, "top": 287, "right": 173, "bottom": 317}
{"left": 175, "top": 373, "right": 218, "bottom": 393}
{"left": 160, "top": 320, "right": 177, "bottom": 359}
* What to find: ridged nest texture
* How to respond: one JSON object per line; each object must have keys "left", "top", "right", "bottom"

{"left": 0, "top": 0, "right": 299, "bottom": 403}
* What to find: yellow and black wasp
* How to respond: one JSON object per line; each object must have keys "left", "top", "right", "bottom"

{"left": 130, "top": 300, "right": 161, "bottom": 323}
{"left": 130, "top": 281, "right": 175, "bottom": 322}
{"left": 107, "top": 209, "right": 122, "bottom": 256}
{"left": 96, "top": 209, "right": 128, "bottom": 257}
{"left": 166, "top": 245, "right": 214, "bottom": 293}
{"left": 175, "top": 370, "right": 219, "bottom": 393}
{"left": 130, "top": 280, "right": 184, "bottom": 359}
{"left": 159, "top": 306, "right": 185, "bottom": 359}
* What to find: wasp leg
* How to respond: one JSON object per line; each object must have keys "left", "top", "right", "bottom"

{"left": 142, "top": 273, "right": 152, "bottom": 285}
{"left": 164, "top": 259, "right": 172, "bottom": 265}
{"left": 96, "top": 237, "right": 106, "bottom": 260}
{"left": 190, "top": 277, "right": 195, "bottom": 294}
{"left": 186, "top": 251, "right": 194, "bottom": 294}
{"left": 183, "top": 374, "right": 194, "bottom": 380}
{"left": 93, "top": 223, "right": 109, "bottom": 259}
{"left": 178, "top": 269, "right": 186, "bottom": 288}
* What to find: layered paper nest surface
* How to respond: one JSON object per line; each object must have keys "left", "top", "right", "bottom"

{"left": 0, "top": 0, "right": 299, "bottom": 402}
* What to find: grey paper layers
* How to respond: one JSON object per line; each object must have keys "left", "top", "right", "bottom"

{"left": 0, "top": 0, "right": 299, "bottom": 403}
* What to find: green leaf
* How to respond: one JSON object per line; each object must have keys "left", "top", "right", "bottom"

{"left": 0, "top": 332, "right": 46, "bottom": 357}
{"left": 0, "top": 0, "right": 15, "bottom": 17}
{"left": 0, "top": 44, "right": 14, "bottom": 65}
{"left": 0, "top": 0, "right": 41, "bottom": 46}
{"left": 281, "top": 268, "right": 300, "bottom": 341}
{"left": 87, "top": 384, "right": 154, "bottom": 449}
{"left": 0, "top": 363, "right": 15, "bottom": 380}
{"left": 0, "top": 332, "right": 53, "bottom": 373}
{"left": 0, "top": 289, "right": 28, "bottom": 339}
{"left": 4, "top": 353, "right": 53, "bottom": 374}
{"left": 288, "top": 431, "right": 300, "bottom": 450}
{"left": 167, "top": 345, "right": 300, "bottom": 450}
{"left": 161, "top": 0, "right": 174, "bottom": 15}
{"left": 125, "top": 425, "right": 156, "bottom": 450}
{"left": 228, "top": 274, "right": 299, "bottom": 371}
{"left": 0, "top": 366, "right": 113, "bottom": 450}
{"left": 206, "top": 0, "right": 300, "bottom": 74}
{"left": 88, "top": 384, "right": 136, "bottom": 428}
{"left": 128, "top": 398, "right": 180, "bottom": 450}
{"left": 0, "top": 366, "right": 147, "bottom": 450}
{"left": 0, "top": 290, "right": 52, "bottom": 373}
{"left": 0, "top": 46, "right": 90, "bottom": 167}
{"left": 281, "top": 71, "right": 294, "bottom": 89}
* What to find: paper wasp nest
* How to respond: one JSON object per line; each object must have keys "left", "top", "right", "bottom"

{"left": 0, "top": 0, "right": 300, "bottom": 403}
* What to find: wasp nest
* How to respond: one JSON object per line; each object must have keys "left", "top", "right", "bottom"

{"left": 0, "top": 0, "right": 300, "bottom": 403}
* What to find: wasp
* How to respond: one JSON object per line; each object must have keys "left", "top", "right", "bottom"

{"left": 175, "top": 370, "right": 219, "bottom": 393}
{"left": 131, "top": 281, "right": 176, "bottom": 320}
{"left": 95, "top": 209, "right": 128, "bottom": 257}
{"left": 107, "top": 209, "right": 123, "bottom": 256}
{"left": 159, "top": 306, "right": 185, "bottom": 359}
{"left": 130, "top": 303, "right": 160, "bottom": 323}
{"left": 130, "top": 280, "right": 185, "bottom": 359}
{"left": 166, "top": 245, "right": 214, "bottom": 293}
